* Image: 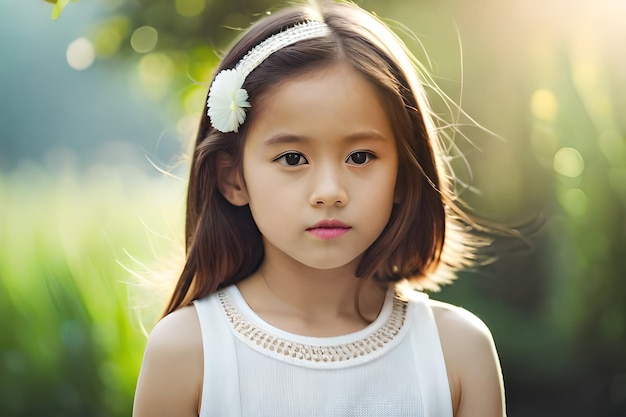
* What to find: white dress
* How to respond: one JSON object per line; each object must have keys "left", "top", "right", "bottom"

{"left": 193, "top": 285, "right": 453, "bottom": 417}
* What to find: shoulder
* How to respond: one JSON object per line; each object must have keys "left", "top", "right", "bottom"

{"left": 147, "top": 304, "right": 203, "bottom": 354}
{"left": 133, "top": 305, "right": 203, "bottom": 417}
{"left": 428, "top": 299, "right": 506, "bottom": 417}
{"left": 428, "top": 299, "right": 494, "bottom": 346}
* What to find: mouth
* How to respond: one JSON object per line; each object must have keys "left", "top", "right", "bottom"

{"left": 306, "top": 219, "right": 351, "bottom": 240}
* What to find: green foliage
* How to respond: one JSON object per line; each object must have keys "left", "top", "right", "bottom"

{"left": 46, "top": 0, "right": 80, "bottom": 20}
{"left": 0, "top": 163, "right": 184, "bottom": 416}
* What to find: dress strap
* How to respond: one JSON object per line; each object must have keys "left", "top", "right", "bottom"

{"left": 407, "top": 292, "right": 453, "bottom": 417}
{"left": 194, "top": 293, "right": 242, "bottom": 417}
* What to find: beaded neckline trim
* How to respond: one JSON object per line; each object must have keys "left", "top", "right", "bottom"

{"left": 217, "top": 289, "right": 409, "bottom": 369}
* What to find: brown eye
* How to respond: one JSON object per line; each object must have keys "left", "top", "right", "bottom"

{"left": 346, "top": 151, "right": 373, "bottom": 165}
{"left": 276, "top": 152, "right": 308, "bottom": 166}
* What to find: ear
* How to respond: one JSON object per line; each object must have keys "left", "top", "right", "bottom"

{"left": 216, "top": 152, "right": 248, "bottom": 206}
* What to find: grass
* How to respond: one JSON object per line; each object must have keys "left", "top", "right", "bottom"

{"left": 0, "top": 160, "right": 185, "bottom": 416}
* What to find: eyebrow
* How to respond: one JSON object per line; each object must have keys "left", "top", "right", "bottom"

{"left": 263, "top": 134, "right": 308, "bottom": 146}
{"left": 343, "top": 130, "right": 391, "bottom": 143}
{"left": 263, "top": 130, "right": 391, "bottom": 146}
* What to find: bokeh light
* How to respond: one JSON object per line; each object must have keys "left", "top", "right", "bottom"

{"left": 531, "top": 89, "right": 559, "bottom": 122}
{"left": 66, "top": 37, "right": 95, "bottom": 71}
{"left": 130, "top": 26, "right": 158, "bottom": 54}
{"left": 553, "top": 147, "right": 585, "bottom": 178}
{"left": 138, "top": 52, "right": 175, "bottom": 99}
{"left": 559, "top": 188, "right": 588, "bottom": 218}
{"left": 175, "top": 0, "right": 206, "bottom": 17}
{"left": 92, "top": 15, "right": 130, "bottom": 58}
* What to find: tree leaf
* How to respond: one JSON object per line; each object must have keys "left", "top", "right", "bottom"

{"left": 50, "top": 0, "right": 77, "bottom": 20}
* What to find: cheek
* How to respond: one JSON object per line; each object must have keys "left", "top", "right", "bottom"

{"left": 242, "top": 165, "right": 277, "bottom": 205}
{"left": 379, "top": 162, "right": 399, "bottom": 199}
{"left": 241, "top": 167, "right": 285, "bottom": 229}
{"left": 361, "top": 170, "right": 397, "bottom": 221}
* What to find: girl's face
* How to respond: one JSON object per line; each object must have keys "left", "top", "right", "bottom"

{"left": 241, "top": 63, "right": 398, "bottom": 273}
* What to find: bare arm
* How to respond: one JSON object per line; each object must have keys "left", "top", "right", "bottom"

{"left": 133, "top": 306, "right": 203, "bottom": 417}
{"left": 432, "top": 301, "right": 506, "bottom": 417}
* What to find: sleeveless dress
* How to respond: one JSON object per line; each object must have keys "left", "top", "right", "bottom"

{"left": 193, "top": 285, "right": 452, "bottom": 417}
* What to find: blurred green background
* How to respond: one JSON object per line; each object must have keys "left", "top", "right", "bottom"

{"left": 1, "top": 0, "right": 625, "bottom": 416}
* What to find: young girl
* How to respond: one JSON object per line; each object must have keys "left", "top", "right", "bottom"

{"left": 133, "top": 1, "right": 506, "bottom": 416}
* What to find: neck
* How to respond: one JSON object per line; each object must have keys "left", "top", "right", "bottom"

{"left": 262, "top": 263, "right": 362, "bottom": 315}
{"left": 236, "top": 251, "right": 388, "bottom": 335}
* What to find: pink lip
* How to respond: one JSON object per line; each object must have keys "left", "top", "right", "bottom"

{"left": 307, "top": 219, "right": 351, "bottom": 240}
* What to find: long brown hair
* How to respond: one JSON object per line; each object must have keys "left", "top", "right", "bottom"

{"left": 162, "top": 0, "right": 491, "bottom": 317}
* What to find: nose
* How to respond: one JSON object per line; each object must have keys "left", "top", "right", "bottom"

{"left": 308, "top": 163, "right": 348, "bottom": 207}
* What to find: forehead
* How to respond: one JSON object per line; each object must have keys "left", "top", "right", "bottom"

{"left": 245, "top": 63, "right": 395, "bottom": 147}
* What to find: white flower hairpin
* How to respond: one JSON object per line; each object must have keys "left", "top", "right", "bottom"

{"left": 207, "top": 20, "right": 331, "bottom": 133}
{"left": 207, "top": 69, "right": 250, "bottom": 133}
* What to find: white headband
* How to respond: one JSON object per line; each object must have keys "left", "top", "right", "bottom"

{"left": 207, "top": 20, "right": 331, "bottom": 133}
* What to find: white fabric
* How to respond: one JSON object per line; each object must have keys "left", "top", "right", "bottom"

{"left": 194, "top": 289, "right": 242, "bottom": 417}
{"left": 194, "top": 286, "right": 452, "bottom": 417}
